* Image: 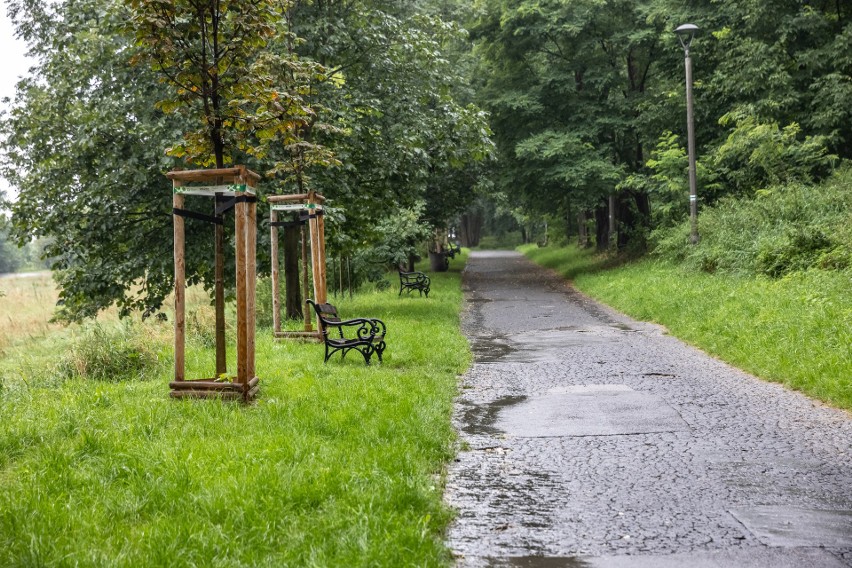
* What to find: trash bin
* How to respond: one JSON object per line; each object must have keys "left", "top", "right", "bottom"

{"left": 428, "top": 251, "right": 449, "bottom": 272}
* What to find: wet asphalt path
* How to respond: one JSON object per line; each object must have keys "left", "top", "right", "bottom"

{"left": 445, "top": 251, "right": 852, "bottom": 568}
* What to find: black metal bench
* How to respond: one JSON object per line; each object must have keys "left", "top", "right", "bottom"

{"left": 398, "top": 270, "right": 431, "bottom": 297}
{"left": 306, "top": 299, "right": 387, "bottom": 364}
{"left": 447, "top": 242, "right": 461, "bottom": 259}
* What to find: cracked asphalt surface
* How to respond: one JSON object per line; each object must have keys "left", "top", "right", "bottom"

{"left": 444, "top": 251, "right": 852, "bottom": 567}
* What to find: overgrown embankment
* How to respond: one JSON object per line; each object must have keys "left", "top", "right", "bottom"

{"left": 0, "top": 258, "right": 468, "bottom": 567}
{"left": 522, "top": 171, "right": 852, "bottom": 411}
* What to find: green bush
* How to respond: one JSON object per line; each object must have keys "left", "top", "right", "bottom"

{"left": 57, "top": 321, "right": 162, "bottom": 381}
{"left": 369, "top": 202, "right": 432, "bottom": 268}
{"left": 755, "top": 229, "right": 834, "bottom": 277}
{"left": 710, "top": 111, "right": 835, "bottom": 196}
{"left": 652, "top": 166, "right": 852, "bottom": 277}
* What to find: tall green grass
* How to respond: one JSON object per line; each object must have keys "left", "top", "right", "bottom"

{"left": 522, "top": 244, "right": 852, "bottom": 410}
{"left": 0, "top": 256, "right": 469, "bottom": 567}
{"left": 653, "top": 167, "right": 852, "bottom": 276}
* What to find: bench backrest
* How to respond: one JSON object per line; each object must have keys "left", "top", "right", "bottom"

{"left": 399, "top": 270, "right": 424, "bottom": 281}
{"left": 307, "top": 300, "right": 341, "bottom": 329}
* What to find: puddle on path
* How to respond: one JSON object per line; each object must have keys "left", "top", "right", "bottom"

{"left": 471, "top": 330, "right": 613, "bottom": 364}
{"left": 459, "top": 386, "right": 689, "bottom": 439}
{"left": 474, "top": 549, "right": 852, "bottom": 568}
{"left": 498, "top": 386, "right": 689, "bottom": 438}
{"left": 471, "top": 335, "right": 513, "bottom": 362}
{"left": 728, "top": 506, "right": 852, "bottom": 547}
{"left": 484, "top": 558, "right": 591, "bottom": 568}
{"left": 461, "top": 395, "right": 527, "bottom": 436}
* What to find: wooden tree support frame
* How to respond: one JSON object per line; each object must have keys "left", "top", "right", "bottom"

{"left": 269, "top": 192, "right": 327, "bottom": 341}
{"left": 168, "top": 166, "right": 261, "bottom": 402}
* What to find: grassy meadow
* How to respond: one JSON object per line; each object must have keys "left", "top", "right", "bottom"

{"left": 0, "top": 272, "right": 64, "bottom": 354}
{"left": 521, "top": 244, "right": 852, "bottom": 411}
{"left": 0, "top": 257, "right": 469, "bottom": 567}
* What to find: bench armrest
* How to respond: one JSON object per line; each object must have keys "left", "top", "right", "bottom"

{"left": 323, "top": 316, "right": 386, "bottom": 339}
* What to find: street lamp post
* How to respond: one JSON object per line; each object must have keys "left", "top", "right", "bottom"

{"left": 676, "top": 23, "right": 699, "bottom": 244}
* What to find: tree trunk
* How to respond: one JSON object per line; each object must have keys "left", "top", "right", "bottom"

{"left": 564, "top": 205, "right": 573, "bottom": 243}
{"left": 459, "top": 211, "right": 483, "bottom": 247}
{"left": 577, "top": 211, "right": 590, "bottom": 248}
{"left": 595, "top": 205, "right": 609, "bottom": 251}
{"left": 211, "top": 87, "right": 227, "bottom": 375}
{"left": 616, "top": 190, "right": 651, "bottom": 251}
{"left": 634, "top": 191, "right": 651, "bottom": 218}
{"left": 283, "top": 225, "right": 302, "bottom": 320}
{"left": 608, "top": 194, "right": 617, "bottom": 250}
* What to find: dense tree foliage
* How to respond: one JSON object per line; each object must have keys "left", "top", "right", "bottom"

{"left": 284, "top": 1, "right": 492, "bottom": 254}
{"left": 1, "top": 0, "right": 191, "bottom": 319}
{"left": 1, "top": 0, "right": 490, "bottom": 320}
{"left": 469, "top": 0, "right": 850, "bottom": 248}
{"left": 5, "top": 0, "right": 847, "bottom": 320}
{"left": 0, "top": 204, "right": 22, "bottom": 274}
{"left": 470, "top": 0, "right": 667, "bottom": 248}
{"left": 126, "top": 0, "right": 283, "bottom": 168}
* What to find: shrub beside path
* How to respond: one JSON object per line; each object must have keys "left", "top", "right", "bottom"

{"left": 445, "top": 251, "right": 852, "bottom": 567}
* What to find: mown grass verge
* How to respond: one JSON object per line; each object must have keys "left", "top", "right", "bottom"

{"left": 521, "top": 244, "right": 852, "bottom": 411}
{"left": 0, "top": 255, "right": 469, "bottom": 567}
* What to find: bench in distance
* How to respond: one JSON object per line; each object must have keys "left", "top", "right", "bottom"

{"left": 398, "top": 270, "right": 431, "bottom": 297}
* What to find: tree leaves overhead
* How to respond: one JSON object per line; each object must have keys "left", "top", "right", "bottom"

{"left": 285, "top": 1, "right": 493, "bottom": 247}
{"left": 1, "top": 0, "right": 195, "bottom": 320}
{"left": 471, "top": 0, "right": 851, "bottom": 241}
{"left": 126, "top": 0, "right": 292, "bottom": 168}
{"left": 11, "top": 0, "right": 849, "bottom": 320}
{"left": 1, "top": 0, "right": 491, "bottom": 320}
{"left": 471, "top": 0, "right": 664, "bottom": 235}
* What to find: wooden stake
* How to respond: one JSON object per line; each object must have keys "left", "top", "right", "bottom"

{"left": 235, "top": 198, "right": 248, "bottom": 386}
{"left": 270, "top": 209, "right": 280, "bottom": 334}
{"left": 246, "top": 195, "right": 257, "bottom": 381}
{"left": 173, "top": 189, "right": 186, "bottom": 383}
{"left": 317, "top": 211, "right": 328, "bottom": 303}
{"left": 214, "top": 196, "right": 226, "bottom": 376}
{"left": 309, "top": 212, "right": 321, "bottom": 304}
{"left": 301, "top": 224, "right": 313, "bottom": 332}
{"left": 167, "top": 166, "right": 261, "bottom": 401}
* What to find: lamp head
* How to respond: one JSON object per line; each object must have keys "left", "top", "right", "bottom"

{"left": 675, "top": 23, "right": 699, "bottom": 52}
